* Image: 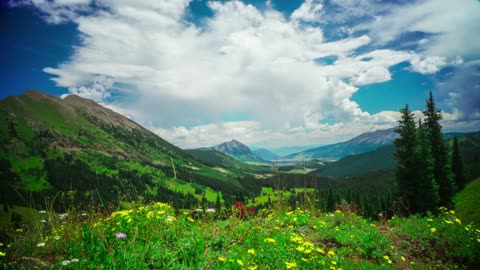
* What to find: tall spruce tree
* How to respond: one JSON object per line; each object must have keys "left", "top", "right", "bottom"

{"left": 451, "top": 137, "right": 467, "bottom": 191}
{"left": 394, "top": 104, "right": 418, "bottom": 213}
{"left": 414, "top": 119, "right": 439, "bottom": 213}
{"left": 422, "top": 91, "right": 456, "bottom": 208}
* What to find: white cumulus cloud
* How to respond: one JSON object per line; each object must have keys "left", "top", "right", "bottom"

{"left": 16, "top": 0, "right": 477, "bottom": 148}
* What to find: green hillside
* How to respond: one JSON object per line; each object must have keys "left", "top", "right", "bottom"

{"left": 0, "top": 90, "right": 259, "bottom": 211}
{"left": 455, "top": 177, "right": 480, "bottom": 225}
{"left": 186, "top": 149, "right": 269, "bottom": 174}
{"left": 313, "top": 146, "right": 396, "bottom": 177}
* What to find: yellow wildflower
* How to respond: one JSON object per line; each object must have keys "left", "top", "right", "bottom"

{"left": 383, "top": 255, "right": 392, "bottom": 264}
{"left": 427, "top": 218, "right": 433, "bottom": 222}
{"left": 431, "top": 228, "right": 437, "bottom": 233}
{"left": 237, "top": 259, "right": 244, "bottom": 266}
{"left": 248, "top": 265, "right": 258, "bottom": 270}
{"left": 327, "top": 250, "right": 336, "bottom": 257}
{"left": 455, "top": 218, "right": 461, "bottom": 224}
{"left": 450, "top": 210, "right": 455, "bottom": 214}
{"left": 401, "top": 256, "right": 406, "bottom": 262}
{"left": 218, "top": 256, "right": 226, "bottom": 262}
{"left": 296, "top": 246, "right": 305, "bottom": 252}
{"left": 0, "top": 251, "right": 5, "bottom": 257}
{"left": 316, "top": 248, "right": 325, "bottom": 254}
{"left": 285, "top": 261, "right": 297, "bottom": 269}
{"left": 187, "top": 217, "right": 194, "bottom": 223}
{"left": 304, "top": 241, "right": 314, "bottom": 248}
{"left": 301, "top": 258, "right": 308, "bottom": 262}
{"left": 15, "top": 229, "right": 22, "bottom": 233}
{"left": 248, "top": 248, "right": 256, "bottom": 255}
{"left": 265, "top": 238, "right": 276, "bottom": 243}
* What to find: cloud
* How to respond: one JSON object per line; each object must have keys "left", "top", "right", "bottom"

{"left": 362, "top": 0, "right": 480, "bottom": 58}
{"left": 153, "top": 109, "right": 404, "bottom": 149}
{"left": 290, "top": 0, "right": 323, "bottom": 22}
{"left": 439, "top": 60, "right": 480, "bottom": 121}
{"left": 10, "top": 0, "right": 93, "bottom": 23}
{"left": 60, "top": 75, "right": 113, "bottom": 102}
{"left": 410, "top": 55, "right": 447, "bottom": 74}
{"left": 18, "top": 0, "right": 477, "bottom": 148}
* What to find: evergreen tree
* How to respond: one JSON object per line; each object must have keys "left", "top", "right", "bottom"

{"left": 215, "top": 192, "right": 222, "bottom": 210}
{"left": 422, "top": 91, "right": 456, "bottom": 208}
{"left": 394, "top": 104, "right": 418, "bottom": 214}
{"left": 414, "top": 120, "right": 439, "bottom": 213}
{"left": 451, "top": 137, "right": 467, "bottom": 190}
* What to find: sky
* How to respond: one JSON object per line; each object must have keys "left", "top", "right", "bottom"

{"left": 1, "top": 0, "right": 479, "bottom": 149}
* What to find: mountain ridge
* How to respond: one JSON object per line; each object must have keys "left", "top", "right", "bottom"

{"left": 209, "top": 139, "right": 266, "bottom": 163}
{"left": 0, "top": 90, "right": 261, "bottom": 210}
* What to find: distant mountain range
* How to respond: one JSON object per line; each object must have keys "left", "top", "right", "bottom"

{"left": 209, "top": 140, "right": 266, "bottom": 163}
{"left": 310, "top": 130, "right": 480, "bottom": 178}
{"left": 286, "top": 128, "right": 399, "bottom": 160}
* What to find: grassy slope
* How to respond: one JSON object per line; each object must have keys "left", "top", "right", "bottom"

{"left": 314, "top": 146, "right": 396, "bottom": 177}
{"left": 0, "top": 91, "right": 253, "bottom": 211}
{"left": 455, "top": 177, "right": 480, "bottom": 225}
{"left": 186, "top": 149, "right": 268, "bottom": 174}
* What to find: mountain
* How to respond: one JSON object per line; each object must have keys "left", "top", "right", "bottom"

{"left": 210, "top": 139, "right": 265, "bottom": 163}
{"left": 287, "top": 128, "right": 398, "bottom": 160}
{"left": 252, "top": 148, "right": 280, "bottom": 161}
{"left": 186, "top": 149, "right": 267, "bottom": 172}
{"left": 310, "top": 130, "right": 480, "bottom": 179}
{"left": 0, "top": 90, "right": 259, "bottom": 210}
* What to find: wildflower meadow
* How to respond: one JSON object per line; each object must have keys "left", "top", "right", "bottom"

{"left": 1, "top": 202, "right": 479, "bottom": 269}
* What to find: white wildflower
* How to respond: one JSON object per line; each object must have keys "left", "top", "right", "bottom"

{"left": 37, "top": 242, "right": 46, "bottom": 247}
{"left": 206, "top": 208, "right": 216, "bottom": 213}
{"left": 62, "top": 260, "right": 71, "bottom": 266}
{"left": 38, "top": 210, "right": 47, "bottom": 214}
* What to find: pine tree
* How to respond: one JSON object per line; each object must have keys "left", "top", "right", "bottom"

{"left": 422, "top": 91, "right": 456, "bottom": 208}
{"left": 451, "top": 137, "right": 467, "bottom": 191}
{"left": 394, "top": 104, "right": 418, "bottom": 214}
{"left": 414, "top": 119, "right": 439, "bottom": 213}
{"left": 215, "top": 192, "right": 222, "bottom": 210}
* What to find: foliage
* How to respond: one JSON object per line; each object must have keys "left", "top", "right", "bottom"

{"left": 422, "top": 91, "right": 456, "bottom": 208}
{"left": 451, "top": 137, "right": 467, "bottom": 191}
{"left": 1, "top": 203, "right": 479, "bottom": 269}
{"left": 454, "top": 177, "right": 480, "bottom": 225}
{"left": 394, "top": 104, "right": 438, "bottom": 214}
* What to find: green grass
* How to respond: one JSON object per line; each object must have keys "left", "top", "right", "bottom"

{"left": 455, "top": 177, "right": 480, "bottom": 225}
{"left": 1, "top": 204, "right": 479, "bottom": 269}
{"left": 287, "top": 168, "right": 316, "bottom": 174}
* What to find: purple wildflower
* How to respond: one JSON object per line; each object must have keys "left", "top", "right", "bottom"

{"left": 115, "top": 232, "right": 127, "bottom": 239}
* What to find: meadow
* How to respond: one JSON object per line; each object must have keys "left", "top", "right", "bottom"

{"left": 1, "top": 200, "right": 479, "bottom": 269}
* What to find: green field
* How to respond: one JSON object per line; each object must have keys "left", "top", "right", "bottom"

{"left": 1, "top": 202, "right": 478, "bottom": 269}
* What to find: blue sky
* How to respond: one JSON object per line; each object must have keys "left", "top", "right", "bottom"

{"left": 1, "top": 0, "right": 479, "bottom": 149}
